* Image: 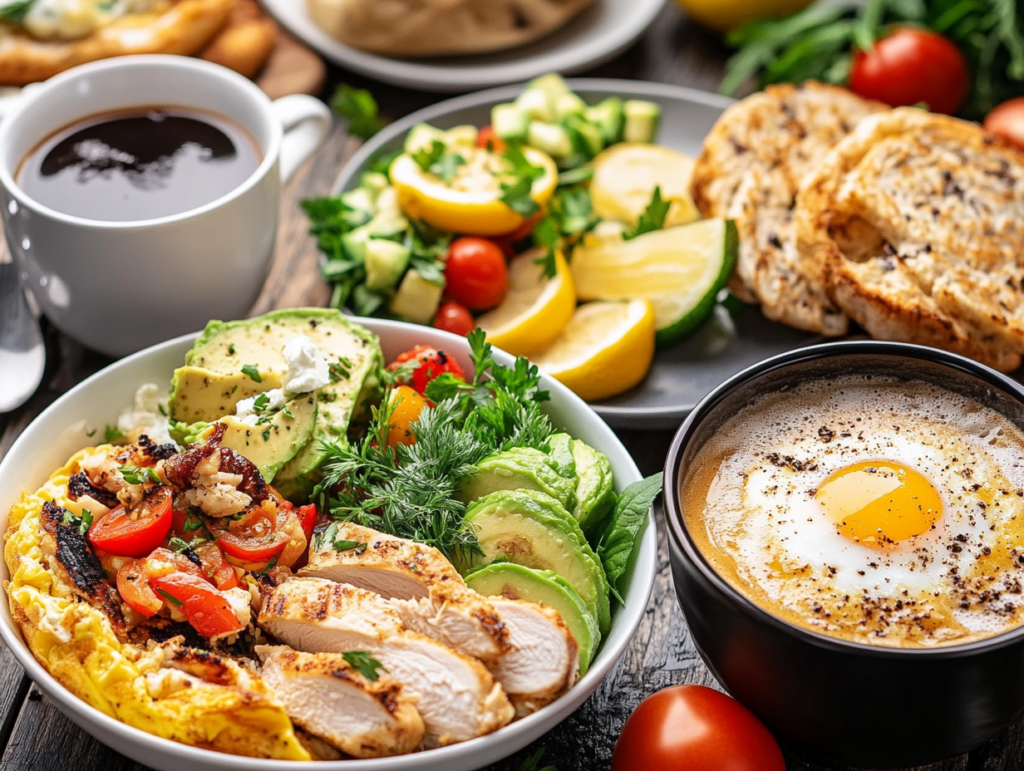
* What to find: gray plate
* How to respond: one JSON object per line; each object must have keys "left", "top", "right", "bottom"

{"left": 332, "top": 79, "right": 823, "bottom": 430}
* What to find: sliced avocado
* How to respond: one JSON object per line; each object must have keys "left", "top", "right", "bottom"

{"left": 623, "top": 100, "right": 661, "bottom": 144}
{"left": 565, "top": 115, "right": 603, "bottom": 158}
{"left": 555, "top": 92, "right": 587, "bottom": 120}
{"left": 217, "top": 393, "right": 317, "bottom": 482}
{"left": 389, "top": 269, "right": 443, "bottom": 325}
{"left": 585, "top": 97, "right": 625, "bottom": 146}
{"left": 182, "top": 309, "right": 383, "bottom": 500}
{"left": 464, "top": 489, "right": 611, "bottom": 635}
{"left": 526, "top": 73, "right": 570, "bottom": 103}
{"left": 459, "top": 447, "right": 577, "bottom": 511}
{"left": 404, "top": 123, "right": 446, "bottom": 154}
{"left": 169, "top": 367, "right": 284, "bottom": 424}
{"left": 466, "top": 563, "right": 599, "bottom": 675}
{"left": 492, "top": 103, "right": 530, "bottom": 143}
{"left": 528, "top": 121, "right": 572, "bottom": 159}
{"left": 365, "top": 239, "right": 410, "bottom": 292}
{"left": 571, "top": 440, "right": 617, "bottom": 541}
{"left": 546, "top": 433, "right": 576, "bottom": 480}
{"left": 515, "top": 88, "right": 555, "bottom": 122}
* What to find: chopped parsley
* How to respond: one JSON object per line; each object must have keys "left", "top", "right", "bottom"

{"left": 342, "top": 651, "right": 388, "bottom": 682}
{"left": 499, "top": 143, "right": 543, "bottom": 219}
{"left": 532, "top": 184, "right": 600, "bottom": 279}
{"left": 622, "top": 186, "right": 670, "bottom": 241}
{"left": 61, "top": 508, "right": 93, "bottom": 535}
{"left": 118, "top": 465, "right": 146, "bottom": 485}
{"left": 241, "top": 364, "right": 262, "bottom": 383}
{"left": 169, "top": 536, "right": 204, "bottom": 554}
{"left": 103, "top": 425, "right": 125, "bottom": 443}
{"left": 411, "top": 140, "right": 466, "bottom": 184}
{"left": 182, "top": 509, "right": 205, "bottom": 532}
{"left": 228, "top": 344, "right": 236, "bottom": 355}
{"left": 262, "top": 427, "right": 273, "bottom": 441}
{"left": 329, "top": 356, "right": 353, "bottom": 383}
{"left": 331, "top": 84, "right": 383, "bottom": 141}
{"left": 85, "top": 428, "right": 97, "bottom": 438}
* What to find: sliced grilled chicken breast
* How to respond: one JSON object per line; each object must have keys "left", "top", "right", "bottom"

{"left": 259, "top": 578, "right": 515, "bottom": 746}
{"left": 302, "top": 522, "right": 509, "bottom": 661}
{"left": 258, "top": 645, "right": 425, "bottom": 758}
{"left": 486, "top": 599, "right": 579, "bottom": 716}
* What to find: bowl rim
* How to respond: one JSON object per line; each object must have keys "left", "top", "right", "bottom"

{"left": 663, "top": 339, "right": 1024, "bottom": 660}
{"left": 0, "top": 316, "right": 657, "bottom": 769}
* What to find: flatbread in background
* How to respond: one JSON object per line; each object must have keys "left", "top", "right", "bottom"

{"left": 199, "top": 0, "right": 277, "bottom": 79}
{"left": 306, "top": 0, "right": 595, "bottom": 57}
{"left": 0, "top": 0, "right": 234, "bottom": 85}
{"left": 690, "top": 82, "right": 886, "bottom": 335}
{"left": 796, "top": 107, "right": 1024, "bottom": 373}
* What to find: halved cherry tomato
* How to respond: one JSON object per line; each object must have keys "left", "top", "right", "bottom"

{"left": 116, "top": 559, "right": 163, "bottom": 618}
{"left": 297, "top": 504, "right": 317, "bottom": 543}
{"left": 210, "top": 503, "right": 307, "bottom": 567}
{"left": 387, "top": 386, "right": 428, "bottom": 449}
{"left": 275, "top": 510, "right": 309, "bottom": 568}
{"left": 195, "top": 542, "right": 239, "bottom": 591}
{"left": 476, "top": 126, "right": 506, "bottom": 154}
{"left": 387, "top": 344, "right": 466, "bottom": 396}
{"left": 444, "top": 237, "right": 509, "bottom": 311}
{"left": 88, "top": 487, "right": 174, "bottom": 558}
{"left": 433, "top": 301, "right": 476, "bottom": 337}
{"left": 985, "top": 97, "right": 1024, "bottom": 151}
{"left": 144, "top": 547, "right": 207, "bottom": 582}
{"left": 612, "top": 685, "right": 785, "bottom": 771}
{"left": 149, "top": 572, "right": 244, "bottom": 639}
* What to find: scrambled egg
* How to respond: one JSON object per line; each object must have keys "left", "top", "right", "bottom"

{"left": 3, "top": 449, "right": 311, "bottom": 760}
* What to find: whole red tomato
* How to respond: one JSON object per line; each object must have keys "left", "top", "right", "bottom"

{"left": 444, "top": 237, "right": 509, "bottom": 311}
{"left": 984, "top": 97, "right": 1024, "bottom": 152}
{"left": 850, "top": 28, "right": 969, "bottom": 115}
{"left": 612, "top": 685, "right": 785, "bottom": 771}
{"left": 387, "top": 344, "right": 466, "bottom": 395}
{"left": 433, "top": 300, "right": 476, "bottom": 337}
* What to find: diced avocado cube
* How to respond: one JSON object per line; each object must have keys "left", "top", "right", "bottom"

{"left": 565, "top": 115, "right": 604, "bottom": 157}
{"left": 360, "top": 172, "right": 391, "bottom": 196}
{"left": 527, "top": 73, "right": 571, "bottom": 101}
{"left": 555, "top": 92, "right": 587, "bottom": 120}
{"left": 367, "top": 211, "right": 408, "bottom": 238}
{"left": 585, "top": 97, "right": 625, "bottom": 145}
{"left": 340, "top": 186, "right": 376, "bottom": 216}
{"left": 341, "top": 225, "right": 371, "bottom": 262}
{"left": 444, "top": 125, "right": 479, "bottom": 148}
{"left": 374, "top": 186, "right": 402, "bottom": 219}
{"left": 404, "top": 123, "right": 446, "bottom": 154}
{"left": 389, "top": 269, "right": 443, "bottom": 324}
{"left": 515, "top": 88, "right": 555, "bottom": 122}
{"left": 528, "top": 121, "right": 572, "bottom": 158}
{"left": 364, "top": 239, "right": 410, "bottom": 292}
{"left": 492, "top": 103, "right": 530, "bottom": 143}
{"left": 623, "top": 100, "right": 661, "bottom": 143}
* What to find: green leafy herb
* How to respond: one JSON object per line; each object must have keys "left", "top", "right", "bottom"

{"left": 368, "top": 147, "right": 402, "bottom": 176}
{"left": 260, "top": 555, "right": 279, "bottom": 574}
{"left": 86, "top": 428, "right": 97, "bottom": 438}
{"left": 330, "top": 357, "right": 353, "bottom": 382}
{"left": 241, "top": 364, "right": 262, "bottom": 383}
{"left": 411, "top": 140, "right": 466, "bottom": 184}
{"left": 557, "top": 166, "right": 593, "bottom": 186}
{"left": 169, "top": 536, "right": 205, "bottom": 554}
{"left": 598, "top": 473, "right": 663, "bottom": 602}
{"left": 118, "top": 465, "right": 146, "bottom": 485}
{"left": 342, "top": 651, "right": 388, "bottom": 682}
{"left": 147, "top": 467, "right": 162, "bottom": 484}
{"left": 157, "top": 403, "right": 167, "bottom": 417}
{"left": 228, "top": 343, "right": 236, "bottom": 355}
{"left": 182, "top": 510, "right": 205, "bottom": 532}
{"left": 157, "top": 589, "right": 184, "bottom": 607}
{"left": 334, "top": 539, "right": 368, "bottom": 554}
{"left": 622, "top": 186, "right": 669, "bottom": 241}
{"left": 331, "top": 84, "right": 383, "bottom": 140}
{"left": 532, "top": 184, "right": 600, "bottom": 279}
{"left": 499, "top": 143, "right": 543, "bottom": 219}
{"left": 0, "top": 1, "right": 35, "bottom": 23}
{"left": 78, "top": 509, "right": 93, "bottom": 536}
{"left": 520, "top": 747, "right": 558, "bottom": 771}
{"left": 262, "top": 427, "right": 273, "bottom": 441}
{"left": 104, "top": 425, "right": 125, "bottom": 444}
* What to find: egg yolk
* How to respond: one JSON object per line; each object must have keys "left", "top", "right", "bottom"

{"left": 815, "top": 460, "right": 942, "bottom": 546}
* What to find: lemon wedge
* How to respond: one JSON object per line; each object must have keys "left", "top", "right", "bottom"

{"left": 389, "top": 146, "right": 557, "bottom": 236}
{"left": 571, "top": 218, "right": 737, "bottom": 346}
{"left": 531, "top": 300, "right": 656, "bottom": 402}
{"left": 590, "top": 143, "right": 700, "bottom": 228}
{"left": 477, "top": 248, "right": 575, "bottom": 356}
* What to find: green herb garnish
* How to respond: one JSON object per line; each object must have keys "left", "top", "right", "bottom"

{"left": 333, "top": 539, "right": 368, "bottom": 554}
{"left": 532, "top": 184, "right": 600, "bottom": 278}
{"left": 342, "top": 651, "right": 388, "bottom": 682}
{"left": 85, "top": 428, "right": 97, "bottom": 438}
{"left": 598, "top": 473, "right": 663, "bottom": 602}
{"left": 241, "top": 364, "right": 262, "bottom": 383}
{"left": 118, "top": 465, "right": 146, "bottom": 485}
{"left": 157, "top": 589, "right": 184, "bottom": 607}
{"left": 329, "top": 357, "right": 353, "bottom": 383}
{"left": 622, "top": 186, "right": 669, "bottom": 241}
{"left": 169, "top": 536, "right": 204, "bottom": 554}
{"left": 0, "top": 1, "right": 36, "bottom": 24}
{"left": 103, "top": 425, "right": 125, "bottom": 444}
{"left": 331, "top": 84, "right": 383, "bottom": 140}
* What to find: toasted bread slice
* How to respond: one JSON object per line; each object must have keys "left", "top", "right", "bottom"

{"left": 0, "top": 0, "right": 234, "bottom": 86}
{"left": 691, "top": 82, "right": 885, "bottom": 334}
{"left": 796, "top": 107, "right": 1024, "bottom": 372}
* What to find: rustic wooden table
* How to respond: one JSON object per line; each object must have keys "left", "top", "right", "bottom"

{"left": 0, "top": 3, "right": 1018, "bottom": 770}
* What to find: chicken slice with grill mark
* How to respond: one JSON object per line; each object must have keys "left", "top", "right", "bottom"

{"left": 486, "top": 599, "right": 579, "bottom": 717}
{"left": 258, "top": 645, "right": 425, "bottom": 758}
{"left": 259, "top": 577, "right": 514, "bottom": 747}
{"left": 302, "top": 522, "right": 509, "bottom": 661}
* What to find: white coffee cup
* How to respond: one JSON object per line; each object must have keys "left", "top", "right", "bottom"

{"left": 0, "top": 55, "right": 332, "bottom": 357}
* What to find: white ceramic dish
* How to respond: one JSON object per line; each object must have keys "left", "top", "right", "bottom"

{"left": 259, "top": 0, "right": 665, "bottom": 92}
{"left": 0, "top": 318, "right": 656, "bottom": 771}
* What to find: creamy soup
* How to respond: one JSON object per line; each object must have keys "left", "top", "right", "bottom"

{"left": 683, "top": 376, "right": 1024, "bottom": 648}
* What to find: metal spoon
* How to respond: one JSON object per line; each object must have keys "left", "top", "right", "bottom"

{"left": 0, "top": 260, "right": 45, "bottom": 412}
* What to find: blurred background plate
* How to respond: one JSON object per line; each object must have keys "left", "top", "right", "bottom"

{"left": 259, "top": 0, "right": 665, "bottom": 92}
{"left": 333, "top": 79, "right": 823, "bottom": 429}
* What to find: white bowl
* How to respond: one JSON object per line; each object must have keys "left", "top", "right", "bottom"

{"left": 0, "top": 318, "right": 656, "bottom": 771}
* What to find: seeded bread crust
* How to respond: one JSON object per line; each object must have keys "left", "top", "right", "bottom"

{"left": 691, "top": 81, "right": 885, "bottom": 334}
{"left": 0, "top": 0, "right": 234, "bottom": 86}
{"left": 795, "top": 108, "right": 1024, "bottom": 373}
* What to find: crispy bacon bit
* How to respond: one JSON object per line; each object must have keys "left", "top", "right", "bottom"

{"left": 67, "top": 472, "right": 118, "bottom": 508}
{"left": 138, "top": 434, "right": 177, "bottom": 461}
{"left": 164, "top": 424, "right": 268, "bottom": 506}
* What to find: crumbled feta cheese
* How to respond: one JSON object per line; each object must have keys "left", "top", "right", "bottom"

{"left": 38, "top": 603, "right": 71, "bottom": 643}
{"left": 282, "top": 335, "right": 330, "bottom": 394}
{"left": 234, "top": 388, "right": 285, "bottom": 426}
{"left": 117, "top": 383, "right": 173, "bottom": 446}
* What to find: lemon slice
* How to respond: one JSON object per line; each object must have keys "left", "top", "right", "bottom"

{"left": 590, "top": 143, "right": 700, "bottom": 228}
{"left": 571, "top": 218, "right": 737, "bottom": 346}
{"left": 389, "top": 146, "right": 557, "bottom": 236}
{"left": 477, "top": 249, "right": 575, "bottom": 356}
{"left": 531, "top": 300, "right": 656, "bottom": 402}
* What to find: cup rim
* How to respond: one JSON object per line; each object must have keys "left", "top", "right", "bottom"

{"left": 0, "top": 55, "right": 282, "bottom": 230}
{"left": 664, "top": 339, "right": 1024, "bottom": 660}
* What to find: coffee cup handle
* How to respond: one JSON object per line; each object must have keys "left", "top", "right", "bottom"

{"left": 271, "top": 94, "right": 332, "bottom": 185}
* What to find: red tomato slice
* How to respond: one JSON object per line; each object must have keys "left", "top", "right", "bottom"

{"left": 210, "top": 504, "right": 307, "bottom": 566}
{"left": 116, "top": 559, "right": 163, "bottom": 618}
{"left": 297, "top": 504, "right": 317, "bottom": 543}
{"left": 195, "top": 542, "right": 239, "bottom": 591}
{"left": 144, "top": 547, "right": 207, "bottom": 582}
{"left": 985, "top": 97, "right": 1024, "bottom": 152}
{"left": 612, "top": 685, "right": 785, "bottom": 771}
{"left": 476, "top": 126, "right": 506, "bottom": 154}
{"left": 150, "top": 572, "right": 244, "bottom": 639}
{"left": 387, "top": 344, "right": 466, "bottom": 396}
{"left": 88, "top": 487, "right": 174, "bottom": 558}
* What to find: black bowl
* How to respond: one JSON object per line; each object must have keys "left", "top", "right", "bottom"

{"left": 664, "top": 341, "right": 1024, "bottom": 767}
